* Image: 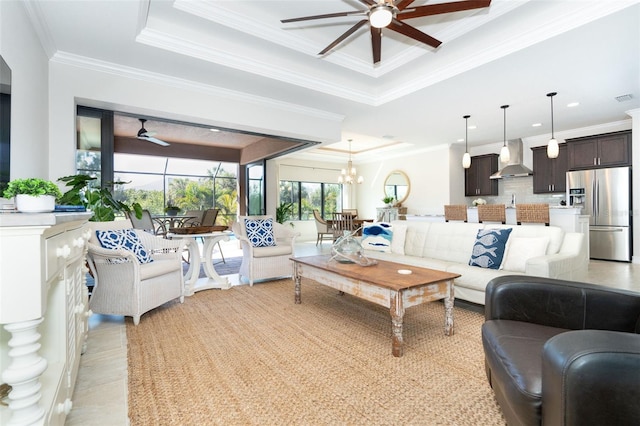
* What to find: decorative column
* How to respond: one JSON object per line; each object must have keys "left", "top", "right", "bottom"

{"left": 1, "top": 318, "right": 47, "bottom": 426}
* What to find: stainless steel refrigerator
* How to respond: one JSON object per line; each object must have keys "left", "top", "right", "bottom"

{"left": 567, "top": 166, "right": 632, "bottom": 262}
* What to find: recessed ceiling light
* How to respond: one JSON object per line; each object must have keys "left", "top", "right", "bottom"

{"left": 210, "top": 128, "right": 220, "bottom": 132}
{"left": 532, "top": 123, "right": 542, "bottom": 127}
{"left": 468, "top": 125, "right": 477, "bottom": 130}
{"left": 567, "top": 102, "right": 580, "bottom": 107}
{"left": 457, "top": 138, "right": 465, "bottom": 142}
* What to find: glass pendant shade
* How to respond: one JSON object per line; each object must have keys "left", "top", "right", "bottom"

{"left": 369, "top": 6, "right": 393, "bottom": 28}
{"left": 500, "top": 145, "right": 510, "bottom": 163}
{"left": 547, "top": 138, "right": 559, "bottom": 159}
{"left": 500, "top": 105, "right": 510, "bottom": 163}
{"left": 462, "top": 115, "right": 471, "bottom": 169}
{"left": 462, "top": 152, "right": 471, "bottom": 169}
{"left": 546, "top": 92, "right": 559, "bottom": 159}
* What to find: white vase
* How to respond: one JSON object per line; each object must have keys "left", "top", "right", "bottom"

{"left": 15, "top": 194, "right": 56, "bottom": 213}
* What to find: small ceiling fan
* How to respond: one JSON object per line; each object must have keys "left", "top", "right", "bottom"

{"left": 136, "top": 118, "right": 169, "bottom": 146}
{"left": 281, "top": 0, "right": 491, "bottom": 64}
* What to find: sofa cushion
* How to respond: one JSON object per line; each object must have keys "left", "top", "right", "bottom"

{"left": 252, "top": 244, "right": 292, "bottom": 258}
{"left": 96, "top": 229, "right": 153, "bottom": 264}
{"left": 421, "top": 222, "right": 481, "bottom": 264}
{"left": 489, "top": 224, "right": 564, "bottom": 255}
{"left": 244, "top": 217, "right": 276, "bottom": 247}
{"left": 361, "top": 222, "right": 393, "bottom": 252}
{"left": 469, "top": 228, "right": 512, "bottom": 269}
{"left": 502, "top": 237, "right": 550, "bottom": 272}
{"left": 391, "top": 223, "right": 407, "bottom": 255}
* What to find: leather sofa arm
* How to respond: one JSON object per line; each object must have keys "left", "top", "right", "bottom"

{"left": 485, "top": 276, "right": 640, "bottom": 331}
{"left": 542, "top": 330, "right": 640, "bottom": 425}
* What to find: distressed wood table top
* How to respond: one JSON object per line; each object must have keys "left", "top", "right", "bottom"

{"left": 291, "top": 255, "right": 460, "bottom": 357}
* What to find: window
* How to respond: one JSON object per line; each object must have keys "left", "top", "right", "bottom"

{"left": 279, "top": 181, "right": 341, "bottom": 221}
{"left": 113, "top": 154, "right": 238, "bottom": 225}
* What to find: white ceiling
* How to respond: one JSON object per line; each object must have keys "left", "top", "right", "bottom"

{"left": 26, "top": 0, "right": 640, "bottom": 162}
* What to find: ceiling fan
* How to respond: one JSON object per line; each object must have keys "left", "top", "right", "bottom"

{"left": 281, "top": 0, "right": 492, "bottom": 64}
{"left": 136, "top": 119, "right": 170, "bottom": 146}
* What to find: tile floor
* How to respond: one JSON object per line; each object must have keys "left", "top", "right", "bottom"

{"left": 65, "top": 240, "right": 640, "bottom": 425}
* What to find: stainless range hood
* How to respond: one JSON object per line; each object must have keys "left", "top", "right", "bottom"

{"left": 490, "top": 139, "right": 533, "bottom": 179}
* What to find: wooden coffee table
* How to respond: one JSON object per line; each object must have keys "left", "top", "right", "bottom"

{"left": 291, "top": 255, "right": 460, "bottom": 357}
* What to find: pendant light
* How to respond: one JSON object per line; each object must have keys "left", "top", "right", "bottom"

{"left": 337, "top": 139, "right": 364, "bottom": 184}
{"left": 546, "top": 92, "right": 559, "bottom": 159}
{"left": 462, "top": 115, "right": 471, "bottom": 169}
{"left": 500, "top": 105, "right": 510, "bottom": 164}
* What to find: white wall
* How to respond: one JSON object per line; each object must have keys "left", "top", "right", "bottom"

{"left": 48, "top": 60, "right": 343, "bottom": 183}
{"left": 0, "top": 1, "right": 49, "bottom": 179}
{"left": 356, "top": 144, "right": 453, "bottom": 217}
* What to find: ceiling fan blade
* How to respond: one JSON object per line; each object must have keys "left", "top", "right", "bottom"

{"left": 137, "top": 135, "right": 170, "bottom": 147}
{"left": 388, "top": 20, "right": 442, "bottom": 48}
{"left": 398, "top": 0, "right": 491, "bottom": 20}
{"left": 395, "top": 0, "right": 418, "bottom": 11}
{"left": 370, "top": 26, "right": 382, "bottom": 64}
{"left": 358, "top": 0, "right": 376, "bottom": 5}
{"left": 319, "top": 20, "right": 369, "bottom": 55}
{"left": 281, "top": 10, "right": 366, "bottom": 24}
{"left": 139, "top": 130, "right": 157, "bottom": 137}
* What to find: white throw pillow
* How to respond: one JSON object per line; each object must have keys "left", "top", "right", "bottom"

{"left": 502, "top": 237, "right": 550, "bottom": 272}
{"left": 391, "top": 223, "right": 407, "bottom": 255}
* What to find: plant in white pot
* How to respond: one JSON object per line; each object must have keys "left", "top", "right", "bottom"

{"left": 3, "top": 178, "right": 62, "bottom": 213}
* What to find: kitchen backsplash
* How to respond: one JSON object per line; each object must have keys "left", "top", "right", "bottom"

{"left": 467, "top": 176, "right": 566, "bottom": 207}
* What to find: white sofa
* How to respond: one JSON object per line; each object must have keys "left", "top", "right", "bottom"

{"left": 362, "top": 221, "right": 587, "bottom": 305}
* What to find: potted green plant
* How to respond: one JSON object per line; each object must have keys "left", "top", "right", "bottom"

{"left": 58, "top": 174, "right": 142, "bottom": 222}
{"left": 3, "top": 178, "right": 62, "bottom": 212}
{"left": 164, "top": 204, "right": 181, "bottom": 217}
{"left": 275, "top": 201, "right": 294, "bottom": 227}
{"left": 382, "top": 196, "right": 395, "bottom": 207}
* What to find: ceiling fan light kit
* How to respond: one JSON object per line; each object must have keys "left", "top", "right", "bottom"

{"left": 281, "top": 0, "right": 492, "bottom": 64}
{"left": 500, "top": 105, "right": 510, "bottom": 164}
{"left": 369, "top": 3, "right": 396, "bottom": 28}
{"left": 546, "top": 92, "right": 559, "bottom": 159}
{"left": 136, "top": 118, "right": 170, "bottom": 147}
{"left": 462, "top": 115, "right": 471, "bottom": 169}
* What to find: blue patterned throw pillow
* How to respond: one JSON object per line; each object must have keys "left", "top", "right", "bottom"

{"left": 468, "top": 228, "right": 512, "bottom": 269}
{"left": 244, "top": 218, "right": 276, "bottom": 247}
{"left": 361, "top": 222, "right": 393, "bottom": 252}
{"left": 96, "top": 229, "right": 153, "bottom": 264}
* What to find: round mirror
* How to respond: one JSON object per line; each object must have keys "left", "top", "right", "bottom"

{"left": 383, "top": 170, "right": 410, "bottom": 205}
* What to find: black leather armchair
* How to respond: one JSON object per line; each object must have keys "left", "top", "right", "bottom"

{"left": 482, "top": 275, "right": 640, "bottom": 426}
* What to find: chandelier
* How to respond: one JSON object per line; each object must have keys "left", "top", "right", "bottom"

{"left": 338, "top": 139, "right": 364, "bottom": 184}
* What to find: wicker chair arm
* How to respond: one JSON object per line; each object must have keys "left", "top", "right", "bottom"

{"left": 87, "top": 242, "right": 139, "bottom": 262}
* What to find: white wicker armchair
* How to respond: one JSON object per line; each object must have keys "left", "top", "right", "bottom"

{"left": 232, "top": 215, "right": 300, "bottom": 286}
{"left": 86, "top": 220, "right": 185, "bottom": 325}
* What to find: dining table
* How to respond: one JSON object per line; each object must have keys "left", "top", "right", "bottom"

{"left": 152, "top": 214, "right": 197, "bottom": 230}
{"left": 326, "top": 218, "right": 374, "bottom": 236}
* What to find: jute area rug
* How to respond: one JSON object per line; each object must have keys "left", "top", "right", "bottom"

{"left": 127, "top": 279, "right": 506, "bottom": 425}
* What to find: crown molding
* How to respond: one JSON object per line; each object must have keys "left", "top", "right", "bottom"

{"left": 22, "top": 0, "right": 57, "bottom": 58}
{"left": 50, "top": 51, "right": 345, "bottom": 123}
{"left": 136, "top": 27, "right": 378, "bottom": 105}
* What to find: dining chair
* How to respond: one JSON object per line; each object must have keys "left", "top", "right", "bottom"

{"left": 342, "top": 208, "right": 358, "bottom": 219}
{"left": 331, "top": 212, "right": 355, "bottom": 240}
{"left": 516, "top": 203, "right": 550, "bottom": 226}
{"left": 127, "top": 209, "right": 166, "bottom": 237}
{"left": 444, "top": 205, "right": 468, "bottom": 222}
{"left": 477, "top": 204, "right": 506, "bottom": 224}
{"left": 313, "top": 209, "right": 333, "bottom": 246}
